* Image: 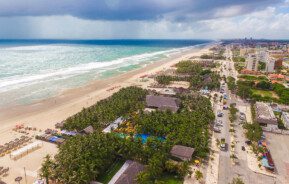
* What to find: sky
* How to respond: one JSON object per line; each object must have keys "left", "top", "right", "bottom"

{"left": 0, "top": 0, "right": 289, "bottom": 39}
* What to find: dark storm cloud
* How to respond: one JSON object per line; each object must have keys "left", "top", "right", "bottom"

{"left": 0, "top": 0, "right": 283, "bottom": 21}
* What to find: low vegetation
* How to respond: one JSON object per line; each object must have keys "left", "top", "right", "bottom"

{"left": 229, "top": 104, "right": 238, "bottom": 123}
{"left": 233, "top": 57, "right": 245, "bottom": 63}
{"left": 227, "top": 76, "right": 236, "bottom": 91}
{"left": 236, "top": 79, "right": 289, "bottom": 105}
{"left": 238, "top": 75, "right": 268, "bottom": 81}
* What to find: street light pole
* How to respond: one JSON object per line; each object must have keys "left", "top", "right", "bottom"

{"left": 24, "top": 167, "right": 27, "bottom": 184}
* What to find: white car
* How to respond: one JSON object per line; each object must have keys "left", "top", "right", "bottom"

{"left": 213, "top": 126, "right": 221, "bottom": 133}
{"left": 220, "top": 143, "right": 227, "bottom": 151}
{"left": 216, "top": 120, "right": 223, "bottom": 126}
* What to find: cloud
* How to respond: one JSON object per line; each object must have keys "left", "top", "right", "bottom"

{"left": 0, "top": 0, "right": 288, "bottom": 39}
{"left": 0, "top": 0, "right": 284, "bottom": 21}
{"left": 198, "top": 7, "right": 289, "bottom": 39}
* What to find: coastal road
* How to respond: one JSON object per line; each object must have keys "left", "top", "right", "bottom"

{"left": 216, "top": 47, "right": 281, "bottom": 184}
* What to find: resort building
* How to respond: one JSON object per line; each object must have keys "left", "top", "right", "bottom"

{"left": 246, "top": 53, "right": 259, "bottom": 71}
{"left": 158, "top": 88, "right": 176, "bottom": 96}
{"left": 255, "top": 102, "right": 278, "bottom": 129}
{"left": 81, "top": 125, "right": 94, "bottom": 134}
{"left": 102, "top": 117, "right": 124, "bottom": 133}
{"left": 281, "top": 112, "right": 289, "bottom": 129}
{"left": 146, "top": 95, "right": 180, "bottom": 113}
{"left": 108, "top": 160, "right": 145, "bottom": 184}
{"left": 170, "top": 145, "right": 195, "bottom": 161}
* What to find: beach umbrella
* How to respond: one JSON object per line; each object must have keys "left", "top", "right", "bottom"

{"left": 15, "top": 176, "right": 22, "bottom": 184}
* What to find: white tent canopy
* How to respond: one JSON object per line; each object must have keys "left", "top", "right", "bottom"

{"left": 10, "top": 141, "right": 42, "bottom": 160}
{"left": 102, "top": 117, "right": 124, "bottom": 133}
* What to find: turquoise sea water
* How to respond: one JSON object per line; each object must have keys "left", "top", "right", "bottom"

{"left": 0, "top": 40, "right": 210, "bottom": 106}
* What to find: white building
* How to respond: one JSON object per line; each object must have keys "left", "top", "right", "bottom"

{"left": 255, "top": 102, "right": 278, "bottom": 129}
{"left": 246, "top": 53, "right": 259, "bottom": 71}
{"left": 264, "top": 51, "right": 276, "bottom": 73}
{"left": 281, "top": 112, "right": 289, "bottom": 129}
{"left": 265, "top": 58, "right": 276, "bottom": 73}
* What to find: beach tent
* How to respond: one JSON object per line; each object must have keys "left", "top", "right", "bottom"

{"left": 10, "top": 141, "right": 42, "bottom": 160}
{"left": 61, "top": 130, "right": 78, "bottom": 136}
{"left": 49, "top": 136, "right": 59, "bottom": 143}
{"left": 102, "top": 117, "right": 124, "bottom": 133}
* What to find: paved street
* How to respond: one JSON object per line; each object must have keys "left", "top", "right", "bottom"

{"left": 215, "top": 47, "right": 282, "bottom": 184}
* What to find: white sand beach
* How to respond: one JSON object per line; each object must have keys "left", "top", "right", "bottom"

{"left": 0, "top": 45, "right": 213, "bottom": 183}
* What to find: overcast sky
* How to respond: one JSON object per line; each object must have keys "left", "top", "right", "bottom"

{"left": 0, "top": 0, "right": 289, "bottom": 39}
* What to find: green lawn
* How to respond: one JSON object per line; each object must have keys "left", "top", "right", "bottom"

{"left": 239, "top": 75, "right": 268, "bottom": 81}
{"left": 251, "top": 89, "right": 279, "bottom": 98}
{"left": 97, "top": 159, "right": 126, "bottom": 184}
{"left": 157, "top": 173, "right": 183, "bottom": 184}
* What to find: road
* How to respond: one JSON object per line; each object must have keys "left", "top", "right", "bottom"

{"left": 215, "top": 46, "right": 281, "bottom": 184}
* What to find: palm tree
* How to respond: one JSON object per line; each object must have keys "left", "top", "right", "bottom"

{"left": 195, "top": 170, "right": 203, "bottom": 180}
{"left": 40, "top": 155, "right": 53, "bottom": 184}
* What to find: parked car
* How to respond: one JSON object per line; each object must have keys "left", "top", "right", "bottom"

{"left": 213, "top": 126, "right": 221, "bottom": 133}
{"left": 216, "top": 120, "right": 223, "bottom": 126}
{"left": 220, "top": 143, "right": 227, "bottom": 151}
{"left": 217, "top": 111, "right": 223, "bottom": 117}
{"left": 239, "top": 115, "right": 245, "bottom": 121}
{"left": 223, "top": 105, "right": 228, "bottom": 110}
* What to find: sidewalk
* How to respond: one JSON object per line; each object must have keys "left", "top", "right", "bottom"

{"left": 205, "top": 135, "right": 219, "bottom": 184}
{"left": 246, "top": 148, "right": 276, "bottom": 178}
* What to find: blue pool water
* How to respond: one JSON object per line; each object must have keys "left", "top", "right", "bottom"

{"left": 135, "top": 134, "right": 165, "bottom": 143}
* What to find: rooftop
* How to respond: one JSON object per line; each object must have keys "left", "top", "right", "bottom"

{"left": 114, "top": 161, "right": 145, "bottom": 184}
{"left": 255, "top": 102, "right": 277, "bottom": 124}
{"left": 82, "top": 125, "right": 94, "bottom": 134}
{"left": 269, "top": 74, "right": 285, "bottom": 79}
{"left": 146, "top": 95, "right": 180, "bottom": 112}
{"left": 102, "top": 117, "right": 124, "bottom": 133}
{"left": 170, "top": 145, "right": 195, "bottom": 161}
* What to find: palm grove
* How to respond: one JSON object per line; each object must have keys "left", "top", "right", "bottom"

{"left": 41, "top": 61, "right": 220, "bottom": 184}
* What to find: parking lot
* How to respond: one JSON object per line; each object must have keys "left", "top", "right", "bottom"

{"left": 265, "top": 133, "right": 289, "bottom": 183}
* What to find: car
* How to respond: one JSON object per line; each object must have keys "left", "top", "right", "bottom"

{"left": 223, "top": 105, "right": 228, "bottom": 110}
{"left": 215, "top": 120, "right": 223, "bottom": 126}
{"left": 220, "top": 143, "right": 227, "bottom": 151}
{"left": 213, "top": 126, "right": 221, "bottom": 133}
{"left": 217, "top": 111, "right": 223, "bottom": 117}
{"left": 239, "top": 115, "right": 245, "bottom": 121}
{"left": 242, "top": 146, "right": 245, "bottom": 151}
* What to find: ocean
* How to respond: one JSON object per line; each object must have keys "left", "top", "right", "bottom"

{"left": 0, "top": 39, "right": 211, "bottom": 107}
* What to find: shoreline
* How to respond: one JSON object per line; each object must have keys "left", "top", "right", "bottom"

{"left": 0, "top": 43, "right": 213, "bottom": 184}
{"left": 0, "top": 44, "right": 213, "bottom": 131}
